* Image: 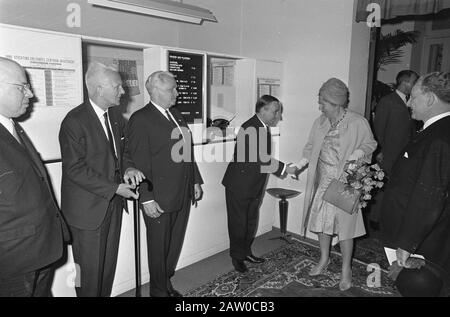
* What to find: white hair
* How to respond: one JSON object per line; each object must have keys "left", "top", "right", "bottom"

{"left": 85, "top": 62, "right": 119, "bottom": 96}
{"left": 145, "top": 71, "right": 175, "bottom": 98}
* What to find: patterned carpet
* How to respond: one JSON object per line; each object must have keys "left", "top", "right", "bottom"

{"left": 186, "top": 236, "right": 399, "bottom": 297}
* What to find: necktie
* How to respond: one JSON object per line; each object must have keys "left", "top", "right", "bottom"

{"left": 103, "top": 112, "right": 117, "bottom": 160}
{"left": 266, "top": 127, "right": 272, "bottom": 155}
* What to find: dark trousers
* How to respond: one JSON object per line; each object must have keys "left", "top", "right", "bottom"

{"left": 69, "top": 199, "right": 123, "bottom": 297}
{"left": 0, "top": 266, "right": 54, "bottom": 297}
{"left": 225, "top": 189, "right": 262, "bottom": 260}
{"left": 143, "top": 193, "right": 191, "bottom": 297}
{"left": 369, "top": 188, "right": 385, "bottom": 223}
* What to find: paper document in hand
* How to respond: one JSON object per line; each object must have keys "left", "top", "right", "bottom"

{"left": 384, "top": 247, "right": 425, "bottom": 265}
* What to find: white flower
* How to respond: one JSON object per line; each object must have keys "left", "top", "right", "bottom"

{"left": 353, "top": 182, "right": 363, "bottom": 190}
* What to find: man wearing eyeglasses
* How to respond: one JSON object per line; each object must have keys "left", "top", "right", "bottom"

{"left": 0, "top": 57, "right": 67, "bottom": 296}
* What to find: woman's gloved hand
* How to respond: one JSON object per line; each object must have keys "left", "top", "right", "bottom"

{"left": 295, "top": 158, "right": 309, "bottom": 170}
{"left": 291, "top": 158, "right": 309, "bottom": 180}
{"left": 348, "top": 149, "right": 365, "bottom": 161}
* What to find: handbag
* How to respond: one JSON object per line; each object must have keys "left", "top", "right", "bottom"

{"left": 323, "top": 179, "right": 361, "bottom": 214}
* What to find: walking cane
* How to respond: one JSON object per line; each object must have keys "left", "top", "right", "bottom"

{"left": 133, "top": 188, "right": 142, "bottom": 297}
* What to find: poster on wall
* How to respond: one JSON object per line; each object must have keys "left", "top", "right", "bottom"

{"left": 116, "top": 59, "right": 140, "bottom": 96}
{"left": 257, "top": 78, "right": 281, "bottom": 99}
{"left": 211, "top": 59, "right": 235, "bottom": 86}
{"left": 3, "top": 54, "right": 79, "bottom": 108}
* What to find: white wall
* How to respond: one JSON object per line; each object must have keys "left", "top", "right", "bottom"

{"left": 180, "top": 0, "right": 370, "bottom": 237}
{"left": 0, "top": 0, "right": 370, "bottom": 296}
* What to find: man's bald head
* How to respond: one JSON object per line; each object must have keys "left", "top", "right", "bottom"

{"left": 0, "top": 57, "right": 33, "bottom": 118}
{"left": 0, "top": 57, "right": 24, "bottom": 82}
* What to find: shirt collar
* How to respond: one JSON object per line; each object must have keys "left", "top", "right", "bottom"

{"left": 0, "top": 114, "right": 14, "bottom": 135}
{"left": 152, "top": 100, "right": 170, "bottom": 116}
{"left": 423, "top": 112, "right": 450, "bottom": 130}
{"left": 396, "top": 90, "right": 407, "bottom": 104}
{"left": 256, "top": 114, "right": 268, "bottom": 129}
{"left": 89, "top": 99, "right": 108, "bottom": 119}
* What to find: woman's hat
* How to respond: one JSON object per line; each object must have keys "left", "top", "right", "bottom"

{"left": 319, "top": 78, "right": 349, "bottom": 107}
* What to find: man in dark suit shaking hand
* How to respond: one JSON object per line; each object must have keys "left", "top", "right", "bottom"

{"left": 380, "top": 72, "right": 450, "bottom": 274}
{"left": 127, "top": 71, "right": 203, "bottom": 297}
{"left": 59, "top": 62, "right": 145, "bottom": 297}
{"left": 222, "top": 95, "right": 298, "bottom": 273}
{"left": 0, "top": 57, "right": 67, "bottom": 296}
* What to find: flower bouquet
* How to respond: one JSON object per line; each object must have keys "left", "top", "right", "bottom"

{"left": 323, "top": 159, "right": 385, "bottom": 214}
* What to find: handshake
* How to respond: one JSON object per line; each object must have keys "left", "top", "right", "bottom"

{"left": 285, "top": 158, "right": 309, "bottom": 180}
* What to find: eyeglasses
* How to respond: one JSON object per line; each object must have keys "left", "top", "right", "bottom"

{"left": 0, "top": 81, "right": 32, "bottom": 94}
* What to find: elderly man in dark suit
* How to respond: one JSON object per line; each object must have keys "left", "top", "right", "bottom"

{"left": 59, "top": 62, "right": 144, "bottom": 297}
{"left": 127, "top": 71, "right": 203, "bottom": 297}
{"left": 0, "top": 57, "right": 67, "bottom": 297}
{"left": 380, "top": 72, "right": 450, "bottom": 274}
{"left": 222, "top": 95, "right": 297, "bottom": 273}
{"left": 371, "top": 70, "right": 418, "bottom": 226}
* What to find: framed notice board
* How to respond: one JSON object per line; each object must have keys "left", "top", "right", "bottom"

{"left": 167, "top": 50, "right": 205, "bottom": 124}
{"left": 0, "top": 23, "right": 83, "bottom": 161}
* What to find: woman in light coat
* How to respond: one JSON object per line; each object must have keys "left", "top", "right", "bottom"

{"left": 297, "top": 78, "right": 377, "bottom": 291}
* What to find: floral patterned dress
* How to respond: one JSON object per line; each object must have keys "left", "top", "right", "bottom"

{"left": 307, "top": 125, "right": 366, "bottom": 241}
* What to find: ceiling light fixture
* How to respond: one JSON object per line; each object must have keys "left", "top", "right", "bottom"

{"left": 87, "top": 0, "right": 217, "bottom": 24}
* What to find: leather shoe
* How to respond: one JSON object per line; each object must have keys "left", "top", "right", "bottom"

{"left": 245, "top": 254, "right": 265, "bottom": 264}
{"left": 232, "top": 258, "right": 248, "bottom": 273}
{"left": 168, "top": 289, "right": 183, "bottom": 297}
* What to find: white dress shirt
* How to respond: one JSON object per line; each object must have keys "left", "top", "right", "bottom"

{"left": 90, "top": 99, "right": 117, "bottom": 156}
{"left": 256, "top": 114, "right": 286, "bottom": 176}
{"left": 396, "top": 89, "right": 408, "bottom": 105}
{"left": 152, "top": 101, "right": 185, "bottom": 141}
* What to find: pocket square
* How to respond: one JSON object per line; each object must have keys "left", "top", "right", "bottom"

{"left": 404, "top": 152, "right": 409, "bottom": 158}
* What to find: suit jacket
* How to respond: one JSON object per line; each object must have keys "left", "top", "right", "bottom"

{"left": 0, "top": 122, "right": 65, "bottom": 277}
{"left": 59, "top": 101, "right": 134, "bottom": 230}
{"left": 373, "top": 92, "right": 415, "bottom": 176}
{"left": 222, "top": 115, "right": 285, "bottom": 199}
{"left": 380, "top": 115, "right": 450, "bottom": 272}
{"left": 126, "top": 102, "right": 203, "bottom": 212}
